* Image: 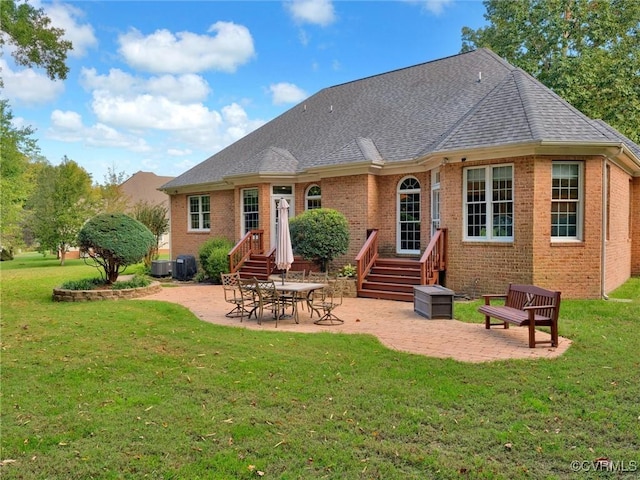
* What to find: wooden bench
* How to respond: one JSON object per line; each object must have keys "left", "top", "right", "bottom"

{"left": 478, "top": 284, "right": 561, "bottom": 348}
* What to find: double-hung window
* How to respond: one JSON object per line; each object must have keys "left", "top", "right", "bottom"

{"left": 464, "top": 165, "right": 513, "bottom": 241}
{"left": 242, "top": 188, "right": 259, "bottom": 234}
{"left": 189, "top": 195, "right": 210, "bottom": 231}
{"left": 551, "top": 162, "right": 583, "bottom": 241}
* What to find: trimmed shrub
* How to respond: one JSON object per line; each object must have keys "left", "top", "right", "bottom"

{"left": 112, "top": 275, "right": 151, "bottom": 290}
{"left": 198, "top": 237, "right": 234, "bottom": 283}
{"left": 59, "top": 275, "right": 151, "bottom": 291}
{"left": 289, "top": 208, "right": 349, "bottom": 272}
{"left": 61, "top": 277, "right": 104, "bottom": 290}
{"left": 77, "top": 213, "right": 155, "bottom": 284}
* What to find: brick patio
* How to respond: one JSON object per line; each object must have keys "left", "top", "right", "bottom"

{"left": 141, "top": 284, "right": 572, "bottom": 363}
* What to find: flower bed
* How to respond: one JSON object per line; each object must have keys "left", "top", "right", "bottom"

{"left": 52, "top": 281, "right": 162, "bottom": 302}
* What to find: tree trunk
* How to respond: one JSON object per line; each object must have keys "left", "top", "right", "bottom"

{"left": 106, "top": 264, "right": 119, "bottom": 284}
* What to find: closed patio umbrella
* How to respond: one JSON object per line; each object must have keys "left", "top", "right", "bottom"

{"left": 275, "top": 198, "right": 294, "bottom": 284}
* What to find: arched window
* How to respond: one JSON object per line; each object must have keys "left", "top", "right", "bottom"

{"left": 305, "top": 184, "right": 321, "bottom": 210}
{"left": 397, "top": 177, "right": 421, "bottom": 254}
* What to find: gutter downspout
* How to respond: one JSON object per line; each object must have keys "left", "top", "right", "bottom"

{"left": 601, "top": 158, "right": 609, "bottom": 300}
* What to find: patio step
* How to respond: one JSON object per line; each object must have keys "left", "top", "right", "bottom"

{"left": 238, "top": 254, "right": 313, "bottom": 281}
{"left": 358, "top": 257, "right": 435, "bottom": 303}
{"left": 358, "top": 288, "right": 414, "bottom": 302}
{"left": 238, "top": 255, "right": 272, "bottom": 280}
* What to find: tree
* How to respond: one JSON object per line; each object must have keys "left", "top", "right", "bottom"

{"left": 97, "top": 167, "right": 129, "bottom": 214}
{"left": 28, "top": 157, "right": 98, "bottom": 265}
{"left": 0, "top": 0, "right": 73, "bottom": 257}
{"left": 132, "top": 201, "right": 170, "bottom": 267}
{"left": 77, "top": 213, "right": 155, "bottom": 284}
{"left": 289, "top": 208, "right": 350, "bottom": 272}
{"left": 0, "top": 0, "right": 72, "bottom": 83}
{"left": 0, "top": 100, "right": 40, "bottom": 258}
{"left": 461, "top": 0, "right": 640, "bottom": 143}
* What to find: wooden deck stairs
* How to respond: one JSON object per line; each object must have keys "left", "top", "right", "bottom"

{"left": 237, "top": 253, "right": 273, "bottom": 280}
{"left": 356, "top": 228, "right": 448, "bottom": 303}
{"left": 358, "top": 258, "right": 428, "bottom": 302}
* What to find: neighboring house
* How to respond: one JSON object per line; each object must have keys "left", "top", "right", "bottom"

{"left": 120, "top": 171, "right": 174, "bottom": 253}
{"left": 161, "top": 48, "right": 640, "bottom": 299}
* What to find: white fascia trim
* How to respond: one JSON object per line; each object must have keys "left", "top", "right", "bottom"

{"left": 423, "top": 140, "right": 639, "bottom": 170}
{"left": 160, "top": 181, "right": 232, "bottom": 196}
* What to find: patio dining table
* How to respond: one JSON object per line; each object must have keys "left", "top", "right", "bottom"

{"left": 263, "top": 281, "right": 328, "bottom": 323}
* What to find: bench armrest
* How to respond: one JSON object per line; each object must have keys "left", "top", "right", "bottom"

{"left": 481, "top": 294, "right": 507, "bottom": 305}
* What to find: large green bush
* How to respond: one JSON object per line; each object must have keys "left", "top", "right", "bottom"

{"left": 77, "top": 213, "right": 155, "bottom": 283}
{"left": 198, "top": 237, "right": 234, "bottom": 283}
{"left": 289, "top": 208, "right": 349, "bottom": 272}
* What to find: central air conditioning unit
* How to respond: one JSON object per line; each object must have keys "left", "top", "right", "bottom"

{"left": 151, "top": 260, "right": 171, "bottom": 277}
{"left": 172, "top": 254, "right": 197, "bottom": 281}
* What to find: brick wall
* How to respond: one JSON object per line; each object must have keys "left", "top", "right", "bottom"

{"left": 168, "top": 154, "right": 635, "bottom": 298}
{"left": 169, "top": 190, "right": 235, "bottom": 259}
{"left": 370, "top": 172, "right": 431, "bottom": 257}
{"left": 442, "top": 158, "right": 535, "bottom": 297}
{"left": 605, "top": 162, "right": 632, "bottom": 292}
{"left": 321, "top": 175, "right": 370, "bottom": 265}
{"left": 631, "top": 176, "right": 640, "bottom": 276}
{"left": 530, "top": 157, "right": 602, "bottom": 298}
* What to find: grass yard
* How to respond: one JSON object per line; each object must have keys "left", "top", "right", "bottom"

{"left": 1, "top": 254, "right": 639, "bottom": 479}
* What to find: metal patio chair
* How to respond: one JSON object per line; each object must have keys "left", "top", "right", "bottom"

{"left": 220, "top": 272, "right": 247, "bottom": 318}
{"left": 314, "top": 276, "right": 346, "bottom": 325}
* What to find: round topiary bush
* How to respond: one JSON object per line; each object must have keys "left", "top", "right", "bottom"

{"left": 198, "top": 237, "right": 234, "bottom": 283}
{"left": 289, "top": 208, "right": 350, "bottom": 272}
{"left": 77, "top": 213, "right": 156, "bottom": 284}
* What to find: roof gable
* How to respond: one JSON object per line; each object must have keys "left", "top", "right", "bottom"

{"left": 121, "top": 171, "right": 174, "bottom": 205}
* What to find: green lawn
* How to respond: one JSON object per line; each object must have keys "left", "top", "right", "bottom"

{"left": 1, "top": 254, "right": 639, "bottom": 479}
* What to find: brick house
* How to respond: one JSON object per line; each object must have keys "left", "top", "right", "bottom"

{"left": 161, "top": 49, "right": 640, "bottom": 299}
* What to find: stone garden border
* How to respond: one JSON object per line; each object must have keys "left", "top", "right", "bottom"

{"left": 52, "top": 281, "right": 162, "bottom": 302}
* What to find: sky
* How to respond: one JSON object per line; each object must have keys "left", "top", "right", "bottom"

{"left": 3, "top": 0, "right": 489, "bottom": 183}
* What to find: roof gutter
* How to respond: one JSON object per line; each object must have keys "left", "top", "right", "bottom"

{"left": 424, "top": 140, "right": 640, "bottom": 174}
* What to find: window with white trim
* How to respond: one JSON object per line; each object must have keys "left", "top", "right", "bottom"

{"left": 305, "top": 184, "right": 321, "bottom": 210}
{"left": 188, "top": 195, "right": 210, "bottom": 231}
{"left": 431, "top": 169, "right": 440, "bottom": 235}
{"left": 397, "top": 177, "right": 421, "bottom": 253}
{"left": 464, "top": 165, "right": 513, "bottom": 241}
{"left": 242, "top": 188, "right": 259, "bottom": 234}
{"left": 551, "top": 162, "right": 583, "bottom": 240}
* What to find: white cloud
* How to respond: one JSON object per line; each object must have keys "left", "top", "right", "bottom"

{"left": 285, "top": 0, "right": 336, "bottom": 26}
{"left": 167, "top": 148, "right": 193, "bottom": 157}
{"left": 44, "top": 2, "right": 98, "bottom": 57}
{"left": 0, "top": 59, "right": 64, "bottom": 105}
{"left": 51, "top": 110, "right": 83, "bottom": 131}
{"left": 118, "top": 22, "right": 255, "bottom": 74}
{"left": 146, "top": 75, "right": 211, "bottom": 103}
{"left": 404, "top": 0, "right": 455, "bottom": 15}
{"left": 48, "top": 109, "right": 151, "bottom": 152}
{"left": 81, "top": 68, "right": 210, "bottom": 103}
{"left": 426, "top": 0, "right": 454, "bottom": 15}
{"left": 91, "top": 91, "right": 221, "bottom": 131}
{"left": 48, "top": 69, "right": 265, "bottom": 165}
{"left": 80, "top": 68, "right": 136, "bottom": 93}
{"left": 269, "top": 82, "right": 308, "bottom": 105}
